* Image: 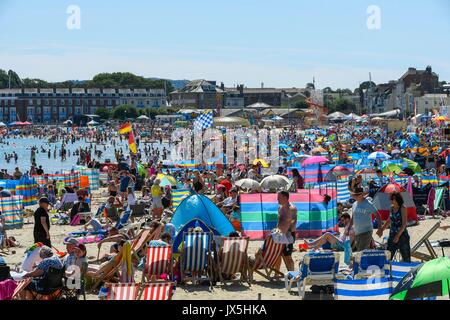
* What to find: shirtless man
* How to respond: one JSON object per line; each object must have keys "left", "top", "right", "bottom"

{"left": 277, "top": 191, "right": 297, "bottom": 271}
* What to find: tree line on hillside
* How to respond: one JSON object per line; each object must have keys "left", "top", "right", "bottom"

{"left": 0, "top": 70, "right": 173, "bottom": 91}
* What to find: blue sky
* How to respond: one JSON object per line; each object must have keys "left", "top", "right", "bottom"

{"left": 0, "top": 0, "right": 449, "bottom": 89}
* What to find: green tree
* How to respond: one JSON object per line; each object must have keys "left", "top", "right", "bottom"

{"left": 331, "top": 98, "right": 356, "bottom": 113}
{"left": 22, "top": 78, "right": 50, "bottom": 88}
{"left": 112, "top": 105, "right": 138, "bottom": 120}
{"left": 0, "top": 69, "right": 22, "bottom": 88}
{"left": 95, "top": 107, "right": 111, "bottom": 119}
{"left": 294, "top": 101, "right": 310, "bottom": 109}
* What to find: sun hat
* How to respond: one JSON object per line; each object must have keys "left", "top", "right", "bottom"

{"left": 64, "top": 238, "right": 79, "bottom": 246}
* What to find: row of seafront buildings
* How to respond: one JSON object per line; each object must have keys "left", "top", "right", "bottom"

{"left": 0, "top": 66, "right": 449, "bottom": 123}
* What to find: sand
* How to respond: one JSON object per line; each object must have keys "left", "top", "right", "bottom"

{"left": 2, "top": 189, "right": 450, "bottom": 300}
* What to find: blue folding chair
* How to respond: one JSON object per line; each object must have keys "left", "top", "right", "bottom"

{"left": 335, "top": 277, "right": 392, "bottom": 300}
{"left": 115, "top": 210, "right": 132, "bottom": 230}
{"left": 285, "top": 252, "right": 340, "bottom": 299}
{"left": 180, "top": 232, "right": 214, "bottom": 289}
{"left": 353, "top": 250, "right": 390, "bottom": 279}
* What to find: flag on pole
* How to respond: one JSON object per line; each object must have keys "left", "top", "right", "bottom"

{"left": 194, "top": 110, "right": 213, "bottom": 131}
{"left": 119, "top": 122, "right": 132, "bottom": 134}
{"left": 128, "top": 130, "right": 138, "bottom": 154}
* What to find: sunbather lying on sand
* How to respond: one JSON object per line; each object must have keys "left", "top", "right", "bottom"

{"left": 305, "top": 213, "right": 354, "bottom": 250}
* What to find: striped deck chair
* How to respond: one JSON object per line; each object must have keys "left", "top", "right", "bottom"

{"left": 180, "top": 232, "right": 214, "bottom": 288}
{"left": 12, "top": 278, "right": 32, "bottom": 300}
{"left": 249, "top": 235, "right": 285, "bottom": 282}
{"left": 334, "top": 277, "right": 392, "bottom": 300}
{"left": 389, "top": 261, "right": 436, "bottom": 300}
{"left": 141, "top": 245, "right": 172, "bottom": 282}
{"left": 217, "top": 237, "right": 250, "bottom": 285}
{"left": 105, "top": 283, "right": 139, "bottom": 300}
{"left": 139, "top": 282, "right": 174, "bottom": 300}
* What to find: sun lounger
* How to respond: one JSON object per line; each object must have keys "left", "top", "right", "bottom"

{"left": 285, "top": 252, "right": 340, "bottom": 299}
{"left": 180, "top": 232, "right": 214, "bottom": 289}
{"left": 410, "top": 221, "right": 440, "bottom": 261}
{"left": 353, "top": 250, "right": 390, "bottom": 279}
{"left": 334, "top": 277, "right": 392, "bottom": 300}
{"left": 105, "top": 283, "right": 139, "bottom": 300}
{"left": 217, "top": 237, "right": 250, "bottom": 285}
{"left": 249, "top": 235, "right": 285, "bottom": 282}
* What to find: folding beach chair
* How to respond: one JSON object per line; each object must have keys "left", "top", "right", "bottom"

{"left": 389, "top": 261, "right": 436, "bottom": 300}
{"left": 249, "top": 235, "right": 285, "bottom": 282}
{"left": 11, "top": 278, "right": 32, "bottom": 300}
{"left": 353, "top": 250, "right": 390, "bottom": 279}
{"left": 55, "top": 193, "right": 78, "bottom": 211}
{"left": 285, "top": 252, "right": 340, "bottom": 299}
{"left": 105, "top": 282, "right": 175, "bottom": 300}
{"left": 410, "top": 221, "right": 440, "bottom": 262}
{"left": 180, "top": 232, "right": 214, "bottom": 289}
{"left": 217, "top": 237, "right": 250, "bottom": 285}
{"left": 105, "top": 283, "right": 140, "bottom": 300}
{"left": 139, "top": 281, "right": 174, "bottom": 300}
{"left": 334, "top": 277, "right": 392, "bottom": 300}
{"left": 115, "top": 210, "right": 132, "bottom": 230}
{"left": 129, "top": 204, "right": 147, "bottom": 221}
{"left": 140, "top": 245, "right": 173, "bottom": 282}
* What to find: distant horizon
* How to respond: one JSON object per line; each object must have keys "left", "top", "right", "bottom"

{"left": 1, "top": 0, "right": 449, "bottom": 89}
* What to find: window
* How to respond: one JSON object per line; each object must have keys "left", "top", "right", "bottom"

{"left": 76, "top": 99, "right": 81, "bottom": 106}
{"left": 68, "top": 100, "right": 73, "bottom": 105}
{"left": 29, "top": 99, "right": 33, "bottom": 105}
{"left": 108, "top": 99, "right": 112, "bottom": 105}
{"left": 61, "top": 100, "right": 65, "bottom": 106}
{"left": 45, "top": 99, "right": 49, "bottom": 105}
{"left": 92, "top": 100, "right": 96, "bottom": 106}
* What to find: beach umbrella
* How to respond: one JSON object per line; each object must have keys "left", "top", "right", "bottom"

{"left": 368, "top": 151, "right": 391, "bottom": 160}
{"left": 379, "top": 182, "right": 405, "bottom": 193}
{"left": 358, "top": 138, "right": 377, "bottom": 145}
{"left": 217, "top": 178, "right": 232, "bottom": 192}
{"left": 390, "top": 257, "right": 450, "bottom": 300}
{"left": 137, "top": 115, "right": 150, "bottom": 120}
{"left": 0, "top": 122, "right": 6, "bottom": 127}
{"left": 381, "top": 163, "right": 403, "bottom": 174}
{"left": 328, "top": 166, "right": 353, "bottom": 177}
{"left": 311, "top": 147, "right": 327, "bottom": 154}
{"left": 156, "top": 174, "right": 178, "bottom": 187}
{"left": 401, "top": 158, "right": 422, "bottom": 174}
{"left": 260, "top": 175, "right": 290, "bottom": 191}
{"left": 252, "top": 158, "right": 270, "bottom": 168}
{"left": 87, "top": 120, "right": 99, "bottom": 126}
{"left": 22, "top": 121, "right": 32, "bottom": 125}
{"left": 235, "top": 179, "right": 261, "bottom": 191}
{"left": 302, "top": 156, "right": 329, "bottom": 166}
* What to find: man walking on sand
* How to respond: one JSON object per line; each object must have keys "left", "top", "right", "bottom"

{"left": 33, "top": 197, "right": 51, "bottom": 247}
{"left": 277, "top": 191, "right": 297, "bottom": 271}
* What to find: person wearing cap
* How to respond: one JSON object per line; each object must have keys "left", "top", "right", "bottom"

{"left": 33, "top": 198, "right": 51, "bottom": 247}
{"left": 346, "top": 187, "right": 382, "bottom": 251}
{"left": 62, "top": 238, "right": 79, "bottom": 269}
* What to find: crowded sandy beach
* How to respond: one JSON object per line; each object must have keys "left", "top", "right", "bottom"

{"left": 1, "top": 117, "right": 450, "bottom": 301}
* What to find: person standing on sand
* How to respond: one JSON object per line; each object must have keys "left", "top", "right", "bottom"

{"left": 33, "top": 198, "right": 51, "bottom": 247}
{"left": 277, "top": 191, "right": 296, "bottom": 271}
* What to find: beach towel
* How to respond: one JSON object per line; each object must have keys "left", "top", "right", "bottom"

{"left": 0, "top": 279, "right": 17, "bottom": 300}
{"left": 120, "top": 242, "right": 134, "bottom": 283}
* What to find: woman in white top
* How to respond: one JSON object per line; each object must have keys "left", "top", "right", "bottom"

{"left": 126, "top": 186, "right": 136, "bottom": 210}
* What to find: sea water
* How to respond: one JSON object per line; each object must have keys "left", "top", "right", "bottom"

{"left": 0, "top": 137, "right": 167, "bottom": 173}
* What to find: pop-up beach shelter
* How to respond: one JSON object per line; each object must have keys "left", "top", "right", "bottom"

{"left": 171, "top": 194, "right": 235, "bottom": 237}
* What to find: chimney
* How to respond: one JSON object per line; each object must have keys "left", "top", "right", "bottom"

{"left": 220, "top": 82, "right": 225, "bottom": 91}
{"left": 261, "top": 82, "right": 264, "bottom": 89}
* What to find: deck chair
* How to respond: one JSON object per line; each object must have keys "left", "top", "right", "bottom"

{"left": 217, "top": 237, "right": 250, "bottom": 285}
{"left": 11, "top": 278, "right": 32, "bottom": 300}
{"left": 90, "top": 251, "right": 126, "bottom": 292}
{"left": 353, "top": 250, "right": 390, "bottom": 279}
{"left": 249, "top": 235, "right": 285, "bottom": 282}
{"left": 180, "top": 232, "right": 214, "bottom": 289}
{"left": 410, "top": 221, "right": 441, "bottom": 262}
{"left": 285, "top": 252, "right": 340, "bottom": 299}
{"left": 334, "top": 277, "right": 392, "bottom": 300}
{"left": 129, "top": 204, "right": 147, "bottom": 220}
{"left": 140, "top": 245, "right": 173, "bottom": 281}
{"left": 106, "top": 282, "right": 174, "bottom": 300}
{"left": 389, "top": 261, "right": 436, "bottom": 300}
{"left": 115, "top": 210, "right": 132, "bottom": 230}
{"left": 55, "top": 193, "right": 78, "bottom": 211}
